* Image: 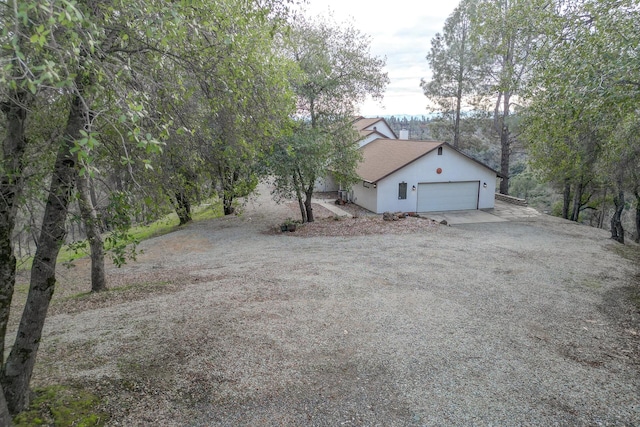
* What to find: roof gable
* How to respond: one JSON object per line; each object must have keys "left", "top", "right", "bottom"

{"left": 357, "top": 139, "right": 443, "bottom": 183}
{"left": 353, "top": 117, "right": 398, "bottom": 140}
{"left": 357, "top": 140, "right": 498, "bottom": 183}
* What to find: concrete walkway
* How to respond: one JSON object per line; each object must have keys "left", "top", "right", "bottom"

{"left": 314, "top": 200, "right": 353, "bottom": 218}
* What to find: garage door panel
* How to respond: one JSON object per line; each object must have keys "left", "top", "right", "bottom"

{"left": 417, "top": 182, "right": 479, "bottom": 212}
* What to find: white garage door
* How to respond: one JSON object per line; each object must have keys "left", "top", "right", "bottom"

{"left": 417, "top": 181, "right": 479, "bottom": 212}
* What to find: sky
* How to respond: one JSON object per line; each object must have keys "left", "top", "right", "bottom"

{"left": 299, "top": 0, "right": 460, "bottom": 117}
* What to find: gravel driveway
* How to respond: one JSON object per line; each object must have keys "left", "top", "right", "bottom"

{"left": 30, "top": 185, "right": 640, "bottom": 426}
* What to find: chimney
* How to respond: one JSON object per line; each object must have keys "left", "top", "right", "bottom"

{"left": 399, "top": 129, "right": 409, "bottom": 140}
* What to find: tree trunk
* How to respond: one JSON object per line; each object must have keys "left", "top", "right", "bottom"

{"left": 599, "top": 187, "right": 607, "bottom": 229}
{"left": 562, "top": 180, "right": 571, "bottom": 220}
{"left": 498, "top": 92, "right": 511, "bottom": 195}
{"left": 453, "top": 23, "right": 467, "bottom": 149}
{"left": 304, "top": 183, "right": 314, "bottom": 223}
{"left": 2, "top": 92, "right": 83, "bottom": 414}
{"left": 570, "top": 180, "right": 584, "bottom": 222}
{"left": 610, "top": 184, "right": 624, "bottom": 244}
{"left": 76, "top": 173, "right": 107, "bottom": 292}
{"left": 223, "top": 194, "right": 235, "bottom": 215}
{"left": 0, "top": 90, "right": 31, "bottom": 371}
{"left": 88, "top": 177, "right": 105, "bottom": 232}
{"left": 634, "top": 189, "right": 640, "bottom": 243}
{"left": 0, "top": 382, "right": 10, "bottom": 427}
{"left": 293, "top": 169, "right": 307, "bottom": 223}
{"left": 174, "top": 191, "right": 192, "bottom": 225}
{"left": 222, "top": 169, "right": 239, "bottom": 216}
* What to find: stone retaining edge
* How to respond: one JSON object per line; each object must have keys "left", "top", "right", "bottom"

{"left": 495, "top": 193, "right": 528, "bottom": 206}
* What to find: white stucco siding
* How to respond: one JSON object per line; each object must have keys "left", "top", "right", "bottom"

{"left": 364, "top": 121, "right": 396, "bottom": 139}
{"left": 359, "top": 133, "right": 383, "bottom": 148}
{"left": 374, "top": 146, "right": 496, "bottom": 213}
{"left": 313, "top": 172, "right": 339, "bottom": 192}
{"left": 351, "top": 181, "right": 377, "bottom": 213}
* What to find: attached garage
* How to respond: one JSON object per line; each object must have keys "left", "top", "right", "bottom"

{"left": 351, "top": 130, "right": 498, "bottom": 214}
{"left": 417, "top": 181, "right": 480, "bottom": 212}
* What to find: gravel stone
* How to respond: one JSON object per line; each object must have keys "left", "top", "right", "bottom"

{"left": 15, "top": 183, "right": 640, "bottom": 426}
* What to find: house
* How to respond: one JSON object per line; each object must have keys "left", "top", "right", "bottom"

{"left": 352, "top": 117, "right": 398, "bottom": 146}
{"left": 349, "top": 117, "right": 498, "bottom": 214}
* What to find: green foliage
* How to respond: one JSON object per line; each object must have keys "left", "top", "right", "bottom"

{"left": 12, "top": 385, "right": 107, "bottom": 427}
{"left": 270, "top": 15, "right": 387, "bottom": 222}
{"left": 421, "top": 0, "right": 483, "bottom": 147}
{"left": 520, "top": 0, "right": 639, "bottom": 226}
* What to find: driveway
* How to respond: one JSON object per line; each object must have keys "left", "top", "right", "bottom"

{"left": 424, "top": 200, "right": 541, "bottom": 225}
{"left": 26, "top": 184, "right": 640, "bottom": 426}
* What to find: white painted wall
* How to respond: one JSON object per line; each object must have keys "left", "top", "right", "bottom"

{"left": 313, "top": 172, "right": 340, "bottom": 192}
{"left": 358, "top": 133, "right": 385, "bottom": 148}
{"left": 370, "top": 145, "right": 496, "bottom": 213}
{"left": 351, "top": 180, "right": 378, "bottom": 212}
{"left": 362, "top": 120, "right": 396, "bottom": 140}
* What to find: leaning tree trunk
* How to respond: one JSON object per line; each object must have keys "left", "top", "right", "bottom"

{"left": 0, "top": 383, "right": 9, "bottom": 426}
{"left": 2, "top": 92, "right": 83, "bottom": 414}
{"left": 0, "top": 90, "right": 31, "bottom": 370}
{"left": 610, "top": 183, "right": 625, "bottom": 244}
{"left": 76, "top": 172, "right": 106, "bottom": 292}
{"left": 0, "top": 89, "right": 31, "bottom": 422}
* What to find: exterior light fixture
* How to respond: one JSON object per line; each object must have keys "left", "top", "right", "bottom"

{"left": 483, "top": 182, "right": 487, "bottom": 188}
{"left": 412, "top": 185, "right": 416, "bottom": 191}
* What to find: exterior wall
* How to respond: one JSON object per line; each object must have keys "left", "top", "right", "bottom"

{"left": 364, "top": 121, "right": 396, "bottom": 139}
{"left": 371, "top": 146, "right": 496, "bottom": 213}
{"left": 358, "top": 133, "right": 384, "bottom": 148}
{"left": 351, "top": 180, "right": 378, "bottom": 213}
{"left": 313, "top": 172, "right": 340, "bottom": 192}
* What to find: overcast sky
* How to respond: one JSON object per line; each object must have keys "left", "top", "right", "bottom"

{"left": 299, "top": 0, "right": 460, "bottom": 117}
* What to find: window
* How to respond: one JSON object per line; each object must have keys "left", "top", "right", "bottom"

{"left": 437, "top": 146, "right": 443, "bottom": 155}
{"left": 398, "top": 182, "right": 407, "bottom": 200}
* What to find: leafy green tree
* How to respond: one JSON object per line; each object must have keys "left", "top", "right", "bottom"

{"left": 522, "top": 0, "right": 639, "bottom": 239}
{"left": 0, "top": 0, "right": 297, "bottom": 415}
{"left": 270, "top": 119, "right": 361, "bottom": 223}
{"left": 421, "top": 0, "right": 483, "bottom": 148}
{"left": 469, "top": 0, "right": 548, "bottom": 194}
{"left": 142, "top": 1, "right": 294, "bottom": 221}
{"left": 272, "top": 15, "right": 388, "bottom": 222}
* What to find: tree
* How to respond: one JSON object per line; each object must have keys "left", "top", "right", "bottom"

{"left": 469, "top": 0, "right": 548, "bottom": 194}
{"left": 0, "top": 0, "right": 91, "bottom": 415}
{"left": 522, "top": 0, "right": 640, "bottom": 237}
{"left": 270, "top": 119, "right": 361, "bottom": 223}
{"left": 0, "top": 0, "right": 295, "bottom": 415}
{"left": 272, "top": 15, "right": 388, "bottom": 222}
{"left": 141, "top": 0, "right": 294, "bottom": 221}
{"left": 421, "top": 0, "right": 482, "bottom": 148}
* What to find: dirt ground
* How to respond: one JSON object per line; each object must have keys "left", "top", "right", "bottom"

{"left": 8, "top": 185, "right": 640, "bottom": 426}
